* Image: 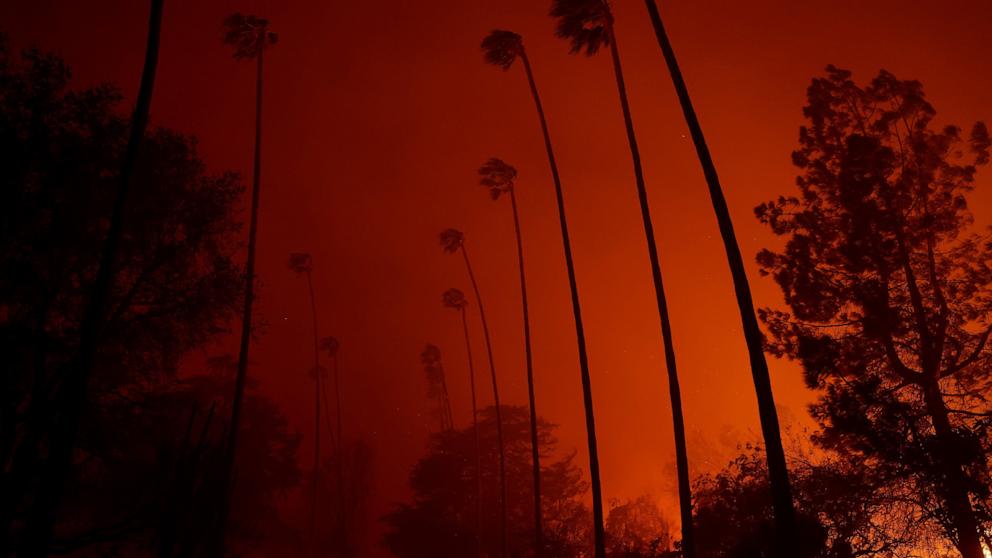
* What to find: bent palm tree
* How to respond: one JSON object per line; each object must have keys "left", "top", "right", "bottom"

{"left": 440, "top": 230, "right": 508, "bottom": 558}
{"left": 319, "top": 335, "right": 347, "bottom": 548}
{"left": 549, "top": 3, "right": 693, "bottom": 556}
{"left": 482, "top": 29, "right": 605, "bottom": 558}
{"left": 289, "top": 252, "right": 324, "bottom": 556}
{"left": 218, "top": 12, "right": 278, "bottom": 549}
{"left": 443, "top": 287, "right": 483, "bottom": 558}
{"left": 19, "top": 1, "right": 167, "bottom": 552}
{"left": 642, "top": 3, "right": 798, "bottom": 555}
{"left": 477, "top": 157, "right": 544, "bottom": 555}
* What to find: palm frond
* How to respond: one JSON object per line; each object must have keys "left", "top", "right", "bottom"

{"left": 478, "top": 157, "right": 517, "bottom": 200}
{"left": 481, "top": 30, "right": 523, "bottom": 70}
{"left": 439, "top": 229, "right": 464, "bottom": 253}
{"left": 222, "top": 12, "right": 277, "bottom": 60}
{"left": 441, "top": 288, "right": 467, "bottom": 310}
{"left": 549, "top": 0, "right": 612, "bottom": 56}
{"left": 319, "top": 336, "right": 340, "bottom": 357}
{"left": 288, "top": 252, "right": 313, "bottom": 274}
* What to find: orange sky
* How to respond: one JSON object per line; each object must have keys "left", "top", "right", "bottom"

{"left": 4, "top": 0, "right": 991, "bottom": 554}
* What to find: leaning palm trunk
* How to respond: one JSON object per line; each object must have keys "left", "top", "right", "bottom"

{"left": 507, "top": 187, "right": 544, "bottom": 556}
{"left": 642, "top": 3, "right": 798, "bottom": 556}
{"left": 459, "top": 243, "right": 509, "bottom": 558}
{"left": 461, "top": 306, "right": 484, "bottom": 558}
{"left": 517, "top": 46, "right": 603, "bottom": 558}
{"left": 599, "top": 18, "right": 696, "bottom": 558}
{"left": 18, "top": 1, "right": 165, "bottom": 553}
{"left": 305, "top": 269, "right": 322, "bottom": 557}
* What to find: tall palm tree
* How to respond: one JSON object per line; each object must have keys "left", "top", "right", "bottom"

{"left": 440, "top": 229, "right": 508, "bottom": 558}
{"left": 481, "top": 29, "right": 605, "bottom": 558}
{"left": 549, "top": 3, "right": 694, "bottom": 556}
{"left": 319, "top": 335, "right": 346, "bottom": 548}
{"left": 642, "top": 3, "right": 798, "bottom": 555}
{"left": 18, "top": 1, "right": 167, "bottom": 553}
{"left": 477, "top": 157, "right": 544, "bottom": 555}
{"left": 443, "top": 287, "right": 483, "bottom": 558}
{"left": 289, "top": 252, "right": 324, "bottom": 556}
{"left": 217, "top": 12, "right": 278, "bottom": 548}
{"left": 421, "top": 344, "right": 455, "bottom": 432}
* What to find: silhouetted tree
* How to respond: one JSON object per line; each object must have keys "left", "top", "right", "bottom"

{"left": 442, "top": 287, "right": 484, "bottom": 557}
{"left": 319, "top": 335, "right": 347, "bottom": 555}
{"left": 605, "top": 496, "right": 673, "bottom": 558}
{"left": 0, "top": 37, "right": 247, "bottom": 554}
{"left": 692, "top": 444, "right": 925, "bottom": 558}
{"left": 641, "top": 3, "right": 799, "bottom": 556}
{"left": 549, "top": 3, "right": 692, "bottom": 556}
{"left": 478, "top": 157, "right": 545, "bottom": 555}
{"left": 13, "top": 2, "right": 166, "bottom": 554}
{"left": 482, "top": 30, "right": 603, "bottom": 557}
{"left": 289, "top": 252, "right": 325, "bottom": 556}
{"left": 440, "top": 229, "right": 510, "bottom": 557}
{"left": 757, "top": 66, "right": 992, "bottom": 558}
{"left": 218, "top": 12, "right": 278, "bottom": 552}
{"left": 383, "top": 406, "right": 591, "bottom": 558}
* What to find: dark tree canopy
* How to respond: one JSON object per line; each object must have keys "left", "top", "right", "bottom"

{"left": 0, "top": 38, "right": 301, "bottom": 554}
{"left": 757, "top": 66, "right": 992, "bottom": 553}
{"left": 383, "top": 405, "right": 592, "bottom": 558}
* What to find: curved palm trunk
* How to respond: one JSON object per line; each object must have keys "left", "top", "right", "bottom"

{"left": 459, "top": 244, "right": 509, "bottom": 558}
{"left": 459, "top": 307, "right": 484, "bottom": 558}
{"left": 517, "top": 48, "right": 606, "bottom": 558}
{"left": 218, "top": 33, "right": 266, "bottom": 551}
{"left": 331, "top": 352, "right": 348, "bottom": 551}
{"left": 305, "top": 271, "right": 321, "bottom": 557}
{"left": 18, "top": 1, "right": 165, "bottom": 553}
{"left": 507, "top": 188, "right": 544, "bottom": 555}
{"left": 641, "top": 4, "right": 799, "bottom": 557}
{"left": 602, "top": 21, "right": 696, "bottom": 558}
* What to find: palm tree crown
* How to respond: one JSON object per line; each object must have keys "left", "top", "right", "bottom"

{"left": 481, "top": 30, "right": 523, "bottom": 70}
{"left": 222, "top": 13, "right": 278, "bottom": 60}
{"left": 440, "top": 228, "right": 465, "bottom": 253}
{"left": 442, "top": 288, "right": 468, "bottom": 310}
{"left": 550, "top": 0, "right": 613, "bottom": 55}
{"left": 320, "top": 336, "right": 340, "bottom": 358}
{"left": 478, "top": 158, "right": 517, "bottom": 200}
{"left": 288, "top": 252, "right": 313, "bottom": 274}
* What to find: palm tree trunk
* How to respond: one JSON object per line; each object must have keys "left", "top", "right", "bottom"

{"left": 306, "top": 272, "right": 321, "bottom": 557}
{"left": 642, "top": 3, "right": 798, "bottom": 556}
{"left": 459, "top": 307, "right": 484, "bottom": 558}
{"left": 508, "top": 188, "right": 544, "bottom": 556}
{"left": 459, "top": 244, "right": 509, "bottom": 558}
{"left": 18, "top": 1, "right": 165, "bottom": 554}
{"left": 331, "top": 352, "right": 348, "bottom": 551}
{"left": 217, "top": 31, "right": 266, "bottom": 552}
{"left": 518, "top": 48, "right": 606, "bottom": 558}
{"left": 602, "top": 20, "right": 696, "bottom": 558}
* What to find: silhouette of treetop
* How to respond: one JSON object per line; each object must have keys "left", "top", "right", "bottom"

{"left": 439, "top": 228, "right": 464, "bottom": 253}
{"left": 550, "top": 0, "right": 613, "bottom": 56}
{"left": 222, "top": 13, "right": 278, "bottom": 60}
{"left": 442, "top": 288, "right": 467, "bottom": 310}
{"left": 481, "top": 30, "right": 523, "bottom": 70}
{"left": 478, "top": 158, "right": 517, "bottom": 200}
{"left": 288, "top": 252, "right": 313, "bottom": 274}
{"left": 320, "top": 336, "right": 340, "bottom": 358}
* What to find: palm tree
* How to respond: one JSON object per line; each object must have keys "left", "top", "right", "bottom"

{"left": 319, "top": 335, "right": 347, "bottom": 549}
{"left": 443, "top": 287, "right": 483, "bottom": 558}
{"left": 217, "top": 12, "right": 278, "bottom": 548}
{"left": 641, "top": 3, "right": 798, "bottom": 555}
{"left": 481, "top": 29, "right": 606, "bottom": 558}
{"left": 549, "top": 3, "right": 693, "bottom": 556}
{"left": 440, "top": 230, "right": 509, "bottom": 558}
{"left": 289, "top": 252, "right": 324, "bottom": 556}
{"left": 18, "top": 1, "right": 167, "bottom": 553}
{"left": 477, "top": 157, "right": 544, "bottom": 555}
{"left": 421, "top": 344, "right": 455, "bottom": 432}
